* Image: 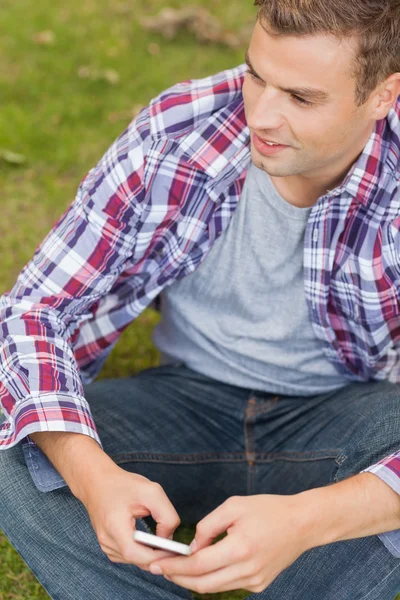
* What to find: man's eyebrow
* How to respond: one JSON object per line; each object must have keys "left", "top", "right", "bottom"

{"left": 244, "top": 49, "right": 330, "bottom": 102}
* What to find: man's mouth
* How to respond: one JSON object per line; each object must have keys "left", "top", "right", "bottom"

{"left": 256, "top": 135, "right": 289, "bottom": 147}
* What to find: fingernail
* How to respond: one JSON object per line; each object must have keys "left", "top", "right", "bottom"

{"left": 189, "top": 539, "right": 197, "bottom": 552}
{"left": 150, "top": 564, "right": 163, "bottom": 575}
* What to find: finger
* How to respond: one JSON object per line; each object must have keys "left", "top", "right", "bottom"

{"left": 141, "top": 483, "right": 181, "bottom": 539}
{"left": 165, "top": 563, "right": 259, "bottom": 595}
{"left": 106, "top": 515, "right": 178, "bottom": 565}
{"left": 105, "top": 549, "right": 170, "bottom": 570}
{"left": 150, "top": 533, "right": 236, "bottom": 576}
{"left": 192, "top": 499, "right": 238, "bottom": 550}
{"left": 101, "top": 536, "right": 176, "bottom": 564}
{"left": 103, "top": 541, "right": 178, "bottom": 564}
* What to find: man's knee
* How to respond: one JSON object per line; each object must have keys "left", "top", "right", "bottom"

{"left": 334, "top": 382, "right": 400, "bottom": 482}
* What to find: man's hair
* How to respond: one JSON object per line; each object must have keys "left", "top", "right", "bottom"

{"left": 254, "top": 0, "right": 400, "bottom": 106}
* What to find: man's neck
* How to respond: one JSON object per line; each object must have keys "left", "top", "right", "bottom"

{"left": 270, "top": 176, "right": 324, "bottom": 208}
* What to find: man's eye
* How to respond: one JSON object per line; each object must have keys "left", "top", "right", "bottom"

{"left": 246, "top": 69, "right": 313, "bottom": 107}
{"left": 292, "top": 95, "right": 313, "bottom": 107}
{"left": 246, "top": 68, "right": 262, "bottom": 83}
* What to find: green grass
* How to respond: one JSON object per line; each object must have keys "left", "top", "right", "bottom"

{"left": 1, "top": 1, "right": 399, "bottom": 599}
{"left": 0, "top": 0, "right": 252, "bottom": 597}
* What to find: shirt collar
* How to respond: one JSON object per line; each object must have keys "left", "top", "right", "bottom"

{"left": 174, "top": 68, "right": 400, "bottom": 206}
{"left": 180, "top": 98, "right": 251, "bottom": 179}
{"left": 327, "top": 114, "right": 397, "bottom": 206}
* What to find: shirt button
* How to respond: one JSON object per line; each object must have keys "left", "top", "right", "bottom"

{"left": 313, "top": 229, "right": 319, "bottom": 243}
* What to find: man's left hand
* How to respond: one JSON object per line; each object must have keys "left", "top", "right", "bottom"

{"left": 149, "top": 493, "right": 312, "bottom": 595}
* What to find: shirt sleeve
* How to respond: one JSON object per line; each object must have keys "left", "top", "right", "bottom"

{"left": 361, "top": 454, "right": 400, "bottom": 557}
{"left": 0, "top": 106, "right": 151, "bottom": 492}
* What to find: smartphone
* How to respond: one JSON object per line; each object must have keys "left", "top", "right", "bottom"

{"left": 133, "top": 530, "right": 192, "bottom": 556}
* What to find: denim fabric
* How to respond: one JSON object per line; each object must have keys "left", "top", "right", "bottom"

{"left": 1, "top": 363, "right": 400, "bottom": 599}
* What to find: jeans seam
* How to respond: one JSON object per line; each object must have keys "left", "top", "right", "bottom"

{"left": 256, "top": 450, "right": 340, "bottom": 462}
{"left": 250, "top": 395, "right": 280, "bottom": 415}
{"left": 245, "top": 399, "right": 256, "bottom": 460}
{"left": 111, "top": 452, "right": 247, "bottom": 465}
{"left": 110, "top": 449, "right": 341, "bottom": 464}
{"left": 244, "top": 395, "right": 256, "bottom": 495}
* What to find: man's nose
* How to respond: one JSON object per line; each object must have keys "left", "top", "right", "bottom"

{"left": 247, "top": 89, "right": 286, "bottom": 132}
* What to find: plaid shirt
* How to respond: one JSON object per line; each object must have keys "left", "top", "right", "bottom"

{"left": 1, "top": 64, "right": 400, "bottom": 553}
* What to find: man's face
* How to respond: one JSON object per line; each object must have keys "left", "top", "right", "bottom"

{"left": 242, "top": 20, "right": 376, "bottom": 187}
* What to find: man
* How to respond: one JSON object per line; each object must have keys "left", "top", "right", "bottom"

{"left": 1, "top": 0, "right": 400, "bottom": 597}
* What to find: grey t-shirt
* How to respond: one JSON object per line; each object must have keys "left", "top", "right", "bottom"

{"left": 152, "top": 161, "right": 348, "bottom": 395}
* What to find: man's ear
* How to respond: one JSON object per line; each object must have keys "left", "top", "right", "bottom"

{"left": 371, "top": 73, "right": 400, "bottom": 120}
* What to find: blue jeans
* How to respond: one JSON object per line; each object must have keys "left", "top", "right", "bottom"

{"left": 1, "top": 363, "right": 400, "bottom": 599}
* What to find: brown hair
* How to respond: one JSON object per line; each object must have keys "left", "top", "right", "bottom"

{"left": 254, "top": 0, "right": 400, "bottom": 106}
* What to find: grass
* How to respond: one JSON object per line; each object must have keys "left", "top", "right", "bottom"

{"left": 0, "top": 0, "right": 253, "bottom": 597}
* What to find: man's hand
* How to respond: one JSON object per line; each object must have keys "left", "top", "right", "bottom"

{"left": 82, "top": 467, "right": 182, "bottom": 569}
{"left": 149, "top": 494, "right": 310, "bottom": 595}
{"left": 30, "top": 432, "right": 181, "bottom": 570}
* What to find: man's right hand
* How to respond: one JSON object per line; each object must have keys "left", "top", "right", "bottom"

{"left": 30, "top": 431, "right": 181, "bottom": 569}
{"left": 82, "top": 467, "right": 182, "bottom": 568}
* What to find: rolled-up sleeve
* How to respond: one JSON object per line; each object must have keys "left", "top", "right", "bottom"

{"left": 0, "top": 106, "right": 151, "bottom": 491}
{"left": 361, "top": 453, "right": 400, "bottom": 557}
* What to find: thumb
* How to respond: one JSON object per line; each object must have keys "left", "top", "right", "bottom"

{"left": 192, "top": 500, "right": 237, "bottom": 552}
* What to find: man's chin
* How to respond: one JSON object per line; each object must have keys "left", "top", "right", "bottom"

{"left": 251, "top": 157, "right": 289, "bottom": 178}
